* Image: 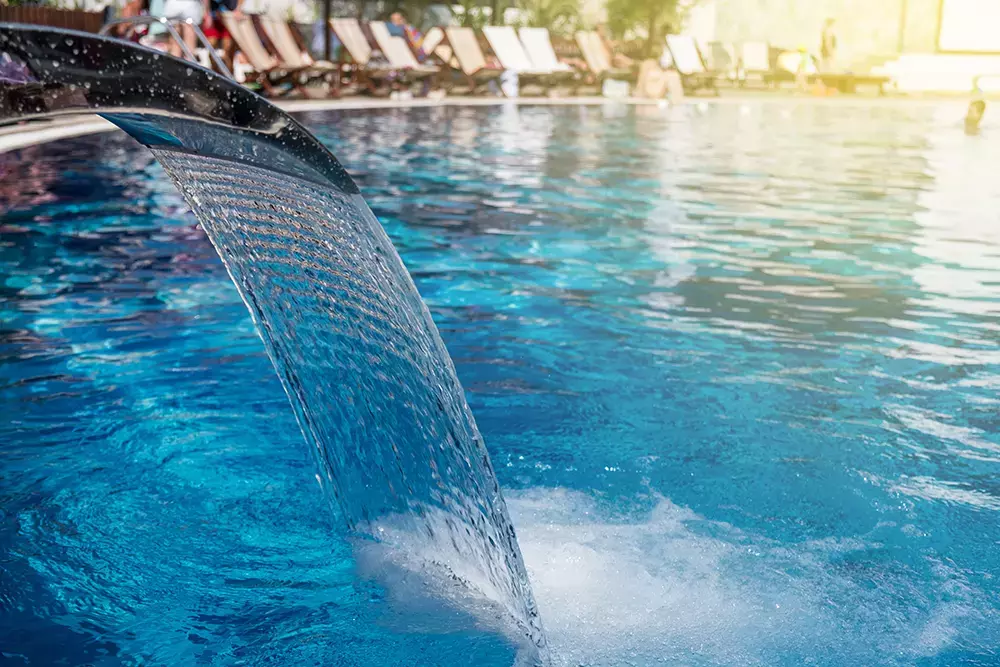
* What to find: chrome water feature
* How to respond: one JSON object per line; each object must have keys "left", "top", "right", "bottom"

{"left": 0, "top": 24, "right": 547, "bottom": 662}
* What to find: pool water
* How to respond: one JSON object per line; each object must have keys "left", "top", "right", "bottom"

{"left": 2, "top": 101, "right": 999, "bottom": 666}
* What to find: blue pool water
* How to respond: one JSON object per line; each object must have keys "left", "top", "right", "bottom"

{"left": 2, "top": 101, "right": 999, "bottom": 666}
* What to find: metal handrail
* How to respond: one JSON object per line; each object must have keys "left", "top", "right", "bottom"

{"left": 100, "top": 16, "right": 233, "bottom": 80}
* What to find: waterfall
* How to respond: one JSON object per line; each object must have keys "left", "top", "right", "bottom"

{"left": 0, "top": 24, "right": 547, "bottom": 662}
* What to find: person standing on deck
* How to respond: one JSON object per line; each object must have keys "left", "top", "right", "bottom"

{"left": 202, "top": 0, "right": 244, "bottom": 70}
{"left": 820, "top": 17, "right": 838, "bottom": 72}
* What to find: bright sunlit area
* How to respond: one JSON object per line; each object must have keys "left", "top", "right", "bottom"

{"left": 2, "top": 0, "right": 999, "bottom": 665}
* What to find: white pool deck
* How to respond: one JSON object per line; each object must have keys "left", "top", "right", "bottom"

{"left": 0, "top": 93, "right": 971, "bottom": 155}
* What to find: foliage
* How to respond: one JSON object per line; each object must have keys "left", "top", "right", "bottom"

{"left": 606, "top": 0, "right": 682, "bottom": 57}
{"left": 452, "top": 0, "right": 494, "bottom": 29}
{"left": 509, "top": 0, "right": 579, "bottom": 35}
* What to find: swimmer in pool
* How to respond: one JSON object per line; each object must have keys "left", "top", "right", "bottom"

{"left": 965, "top": 78, "right": 986, "bottom": 135}
{"left": 965, "top": 100, "right": 986, "bottom": 135}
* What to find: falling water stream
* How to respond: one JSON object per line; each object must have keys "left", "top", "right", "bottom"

{"left": 0, "top": 25, "right": 547, "bottom": 663}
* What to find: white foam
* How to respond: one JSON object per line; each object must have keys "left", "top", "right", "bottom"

{"left": 505, "top": 488, "right": 985, "bottom": 666}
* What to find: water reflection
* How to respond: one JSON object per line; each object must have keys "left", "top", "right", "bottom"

{"left": 3, "top": 102, "right": 1000, "bottom": 665}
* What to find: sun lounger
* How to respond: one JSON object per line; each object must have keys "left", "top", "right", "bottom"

{"left": 224, "top": 14, "right": 309, "bottom": 97}
{"left": 575, "top": 31, "right": 605, "bottom": 75}
{"left": 664, "top": 34, "right": 718, "bottom": 95}
{"left": 815, "top": 71, "right": 889, "bottom": 94}
{"left": 771, "top": 49, "right": 886, "bottom": 93}
{"left": 419, "top": 26, "right": 456, "bottom": 69}
{"left": 518, "top": 27, "right": 574, "bottom": 77}
{"left": 328, "top": 17, "right": 399, "bottom": 92}
{"left": 706, "top": 41, "right": 739, "bottom": 82}
{"left": 422, "top": 26, "right": 445, "bottom": 56}
{"left": 575, "top": 30, "right": 632, "bottom": 81}
{"left": 483, "top": 25, "right": 564, "bottom": 91}
{"left": 223, "top": 14, "right": 275, "bottom": 72}
{"left": 257, "top": 17, "right": 339, "bottom": 96}
{"left": 260, "top": 18, "right": 335, "bottom": 73}
{"left": 330, "top": 17, "right": 372, "bottom": 67}
{"left": 741, "top": 42, "right": 769, "bottom": 75}
{"left": 443, "top": 26, "right": 503, "bottom": 92}
{"left": 483, "top": 26, "right": 533, "bottom": 72}
{"left": 731, "top": 41, "right": 775, "bottom": 88}
{"left": 368, "top": 21, "right": 438, "bottom": 78}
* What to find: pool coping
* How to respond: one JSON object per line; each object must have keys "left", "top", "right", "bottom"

{"left": 0, "top": 96, "right": 656, "bottom": 154}
{"left": 0, "top": 93, "right": 966, "bottom": 155}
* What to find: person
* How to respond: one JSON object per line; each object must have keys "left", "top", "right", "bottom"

{"left": 387, "top": 10, "right": 426, "bottom": 61}
{"left": 820, "top": 17, "right": 837, "bottom": 72}
{"left": 201, "top": 0, "right": 243, "bottom": 70}
{"left": 965, "top": 80, "right": 986, "bottom": 135}
{"left": 965, "top": 99, "right": 986, "bottom": 134}
{"left": 161, "top": 0, "right": 209, "bottom": 58}
{"left": 386, "top": 10, "right": 406, "bottom": 37}
{"left": 0, "top": 52, "right": 32, "bottom": 85}
{"left": 111, "top": 0, "right": 149, "bottom": 40}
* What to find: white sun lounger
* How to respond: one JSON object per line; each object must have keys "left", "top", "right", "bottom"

{"left": 444, "top": 26, "right": 503, "bottom": 91}
{"left": 330, "top": 18, "right": 372, "bottom": 66}
{"left": 328, "top": 17, "right": 404, "bottom": 91}
{"left": 664, "top": 34, "right": 718, "bottom": 94}
{"left": 222, "top": 15, "right": 276, "bottom": 75}
{"left": 517, "top": 27, "right": 572, "bottom": 73}
{"left": 420, "top": 26, "right": 456, "bottom": 68}
{"left": 368, "top": 21, "right": 438, "bottom": 77}
{"left": 224, "top": 15, "right": 318, "bottom": 96}
{"left": 739, "top": 41, "right": 775, "bottom": 87}
{"left": 260, "top": 18, "right": 335, "bottom": 72}
{"left": 742, "top": 41, "right": 770, "bottom": 74}
{"left": 575, "top": 30, "right": 633, "bottom": 81}
{"left": 422, "top": 26, "right": 445, "bottom": 56}
{"left": 575, "top": 30, "right": 606, "bottom": 75}
{"left": 482, "top": 26, "right": 542, "bottom": 74}
{"left": 665, "top": 34, "right": 707, "bottom": 76}
{"left": 483, "top": 25, "right": 567, "bottom": 93}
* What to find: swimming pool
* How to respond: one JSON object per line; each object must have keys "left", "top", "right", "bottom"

{"left": 2, "top": 101, "right": 998, "bottom": 665}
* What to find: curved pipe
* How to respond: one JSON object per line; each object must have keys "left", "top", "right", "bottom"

{"left": 1, "top": 23, "right": 353, "bottom": 189}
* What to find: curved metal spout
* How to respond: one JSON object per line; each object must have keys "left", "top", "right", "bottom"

{"left": 1, "top": 24, "right": 548, "bottom": 663}
{"left": 1, "top": 23, "right": 350, "bottom": 187}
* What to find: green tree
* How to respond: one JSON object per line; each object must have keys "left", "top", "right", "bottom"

{"left": 512, "top": 0, "right": 580, "bottom": 35}
{"left": 453, "top": 0, "right": 492, "bottom": 29}
{"left": 606, "top": 0, "right": 681, "bottom": 57}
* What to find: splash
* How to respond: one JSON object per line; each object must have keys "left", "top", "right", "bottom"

{"left": 507, "top": 488, "right": 989, "bottom": 666}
